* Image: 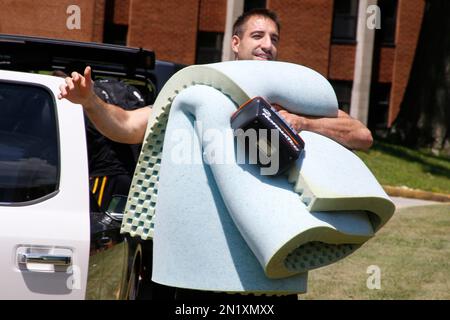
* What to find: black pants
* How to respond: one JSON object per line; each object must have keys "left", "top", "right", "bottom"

{"left": 90, "top": 174, "right": 132, "bottom": 212}
{"left": 141, "top": 241, "right": 298, "bottom": 301}
{"left": 147, "top": 283, "right": 298, "bottom": 300}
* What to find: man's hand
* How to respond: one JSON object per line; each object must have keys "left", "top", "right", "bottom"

{"left": 57, "top": 65, "right": 150, "bottom": 144}
{"left": 272, "top": 104, "right": 373, "bottom": 151}
{"left": 271, "top": 103, "right": 308, "bottom": 131}
{"left": 58, "top": 66, "right": 95, "bottom": 108}
{"left": 276, "top": 109, "right": 309, "bottom": 132}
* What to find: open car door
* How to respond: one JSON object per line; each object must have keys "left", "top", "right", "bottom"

{"left": 0, "top": 70, "right": 90, "bottom": 299}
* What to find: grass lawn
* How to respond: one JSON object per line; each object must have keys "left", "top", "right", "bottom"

{"left": 301, "top": 204, "right": 450, "bottom": 299}
{"left": 355, "top": 140, "right": 450, "bottom": 194}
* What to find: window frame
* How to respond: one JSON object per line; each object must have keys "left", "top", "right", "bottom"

{"left": 331, "top": 0, "right": 360, "bottom": 44}
{"left": 244, "top": 0, "right": 267, "bottom": 12}
{"left": 195, "top": 31, "right": 224, "bottom": 64}
{"left": 378, "top": 0, "right": 398, "bottom": 46}
{"left": 0, "top": 79, "right": 61, "bottom": 206}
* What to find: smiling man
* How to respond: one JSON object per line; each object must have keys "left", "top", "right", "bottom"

{"left": 227, "top": 9, "right": 373, "bottom": 150}
{"left": 231, "top": 9, "right": 279, "bottom": 61}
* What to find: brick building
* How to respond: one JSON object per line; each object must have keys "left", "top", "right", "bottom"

{"left": 0, "top": 0, "right": 425, "bottom": 131}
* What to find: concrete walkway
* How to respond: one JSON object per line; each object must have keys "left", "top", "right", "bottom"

{"left": 391, "top": 196, "right": 441, "bottom": 209}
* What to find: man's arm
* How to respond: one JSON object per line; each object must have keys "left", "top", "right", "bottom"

{"left": 276, "top": 108, "right": 373, "bottom": 151}
{"left": 58, "top": 66, "right": 150, "bottom": 144}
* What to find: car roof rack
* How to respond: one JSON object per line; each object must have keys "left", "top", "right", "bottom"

{"left": 0, "top": 34, "right": 155, "bottom": 80}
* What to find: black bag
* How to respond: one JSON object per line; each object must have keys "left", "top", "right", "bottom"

{"left": 93, "top": 78, "right": 146, "bottom": 110}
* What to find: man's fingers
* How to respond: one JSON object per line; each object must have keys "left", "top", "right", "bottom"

{"left": 65, "top": 77, "right": 75, "bottom": 90}
{"left": 59, "top": 84, "right": 68, "bottom": 97}
{"left": 72, "top": 72, "right": 80, "bottom": 83}
{"left": 84, "top": 66, "right": 92, "bottom": 84}
{"left": 271, "top": 103, "right": 283, "bottom": 111}
{"left": 276, "top": 110, "right": 296, "bottom": 128}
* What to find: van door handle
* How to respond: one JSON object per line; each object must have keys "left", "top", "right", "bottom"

{"left": 18, "top": 253, "right": 72, "bottom": 266}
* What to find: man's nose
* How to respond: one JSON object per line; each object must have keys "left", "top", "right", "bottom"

{"left": 260, "top": 35, "right": 273, "bottom": 51}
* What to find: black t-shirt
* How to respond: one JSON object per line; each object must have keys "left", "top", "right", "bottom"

{"left": 86, "top": 79, "right": 146, "bottom": 177}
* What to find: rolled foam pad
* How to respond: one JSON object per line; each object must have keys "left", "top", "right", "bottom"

{"left": 121, "top": 60, "right": 338, "bottom": 240}
{"left": 120, "top": 61, "right": 395, "bottom": 293}
{"left": 288, "top": 131, "right": 395, "bottom": 232}
{"left": 151, "top": 85, "right": 310, "bottom": 293}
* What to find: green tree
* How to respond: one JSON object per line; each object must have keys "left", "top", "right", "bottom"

{"left": 389, "top": 0, "right": 450, "bottom": 155}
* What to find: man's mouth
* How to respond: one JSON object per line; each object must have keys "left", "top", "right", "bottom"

{"left": 254, "top": 52, "right": 273, "bottom": 60}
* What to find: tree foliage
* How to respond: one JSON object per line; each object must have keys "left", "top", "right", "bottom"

{"left": 389, "top": 0, "right": 450, "bottom": 155}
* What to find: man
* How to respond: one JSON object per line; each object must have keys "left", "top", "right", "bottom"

{"left": 231, "top": 9, "right": 373, "bottom": 150}
{"left": 59, "top": 8, "right": 372, "bottom": 151}
{"left": 58, "top": 8, "right": 373, "bottom": 300}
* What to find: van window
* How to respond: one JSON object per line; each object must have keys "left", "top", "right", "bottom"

{"left": 0, "top": 81, "right": 59, "bottom": 204}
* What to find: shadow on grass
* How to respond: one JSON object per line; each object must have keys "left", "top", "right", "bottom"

{"left": 303, "top": 204, "right": 450, "bottom": 299}
{"left": 371, "top": 140, "right": 450, "bottom": 180}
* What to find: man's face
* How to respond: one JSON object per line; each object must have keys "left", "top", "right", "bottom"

{"left": 232, "top": 15, "right": 279, "bottom": 61}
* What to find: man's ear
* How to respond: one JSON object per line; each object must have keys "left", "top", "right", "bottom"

{"left": 231, "top": 35, "right": 240, "bottom": 55}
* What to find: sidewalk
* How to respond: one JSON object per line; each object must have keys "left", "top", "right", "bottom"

{"left": 390, "top": 196, "right": 441, "bottom": 209}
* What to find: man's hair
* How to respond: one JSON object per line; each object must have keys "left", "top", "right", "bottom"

{"left": 232, "top": 8, "right": 280, "bottom": 38}
{"left": 52, "top": 70, "right": 69, "bottom": 78}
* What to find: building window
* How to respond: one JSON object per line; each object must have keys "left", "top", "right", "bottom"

{"left": 103, "top": 0, "right": 128, "bottom": 45}
{"left": 368, "top": 83, "right": 391, "bottom": 130}
{"left": 332, "top": 0, "right": 359, "bottom": 43}
{"left": 196, "top": 32, "right": 224, "bottom": 64}
{"left": 330, "top": 80, "right": 353, "bottom": 113}
{"left": 104, "top": 25, "right": 128, "bottom": 46}
{"left": 378, "top": 0, "right": 398, "bottom": 45}
{"left": 244, "top": 0, "right": 267, "bottom": 12}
